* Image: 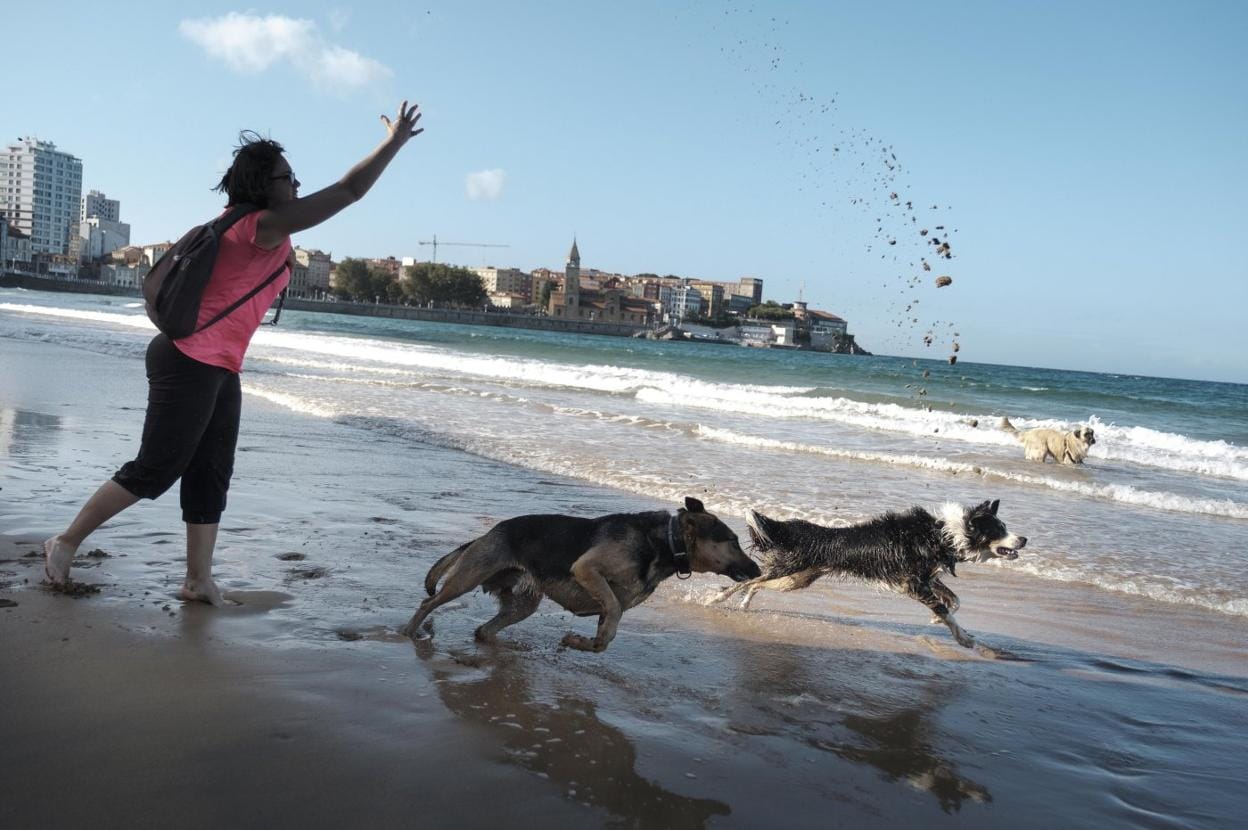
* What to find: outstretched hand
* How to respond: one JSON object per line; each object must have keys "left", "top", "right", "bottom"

{"left": 381, "top": 100, "right": 424, "bottom": 147}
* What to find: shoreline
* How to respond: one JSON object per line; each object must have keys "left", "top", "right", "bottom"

{"left": 0, "top": 274, "right": 870, "bottom": 354}
{"left": 3, "top": 336, "right": 1247, "bottom": 828}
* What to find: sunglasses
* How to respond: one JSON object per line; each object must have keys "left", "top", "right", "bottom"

{"left": 270, "top": 170, "right": 299, "bottom": 186}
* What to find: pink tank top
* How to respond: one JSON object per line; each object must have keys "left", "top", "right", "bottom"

{"left": 172, "top": 209, "right": 291, "bottom": 373}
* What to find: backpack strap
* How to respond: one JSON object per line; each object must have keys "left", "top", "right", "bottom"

{"left": 211, "top": 203, "right": 258, "bottom": 237}
{"left": 196, "top": 259, "right": 289, "bottom": 333}
{"left": 190, "top": 203, "right": 284, "bottom": 334}
{"left": 268, "top": 286, "right": 289, "bottom": 326}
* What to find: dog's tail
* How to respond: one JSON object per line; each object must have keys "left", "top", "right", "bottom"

{"left": 746, "top": 510, "right": 786, "bottom": 553}
{"left": 425, "top": 543, "right": 470, "bottom": 596}
{"left": 1000, "top": 416, "right": 1020, "bottom": 436}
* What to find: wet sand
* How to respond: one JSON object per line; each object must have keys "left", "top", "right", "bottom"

{"left": 2, "top": 339, "right": 1247, "bottom": 828}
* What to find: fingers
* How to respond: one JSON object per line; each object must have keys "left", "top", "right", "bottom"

{"left": 384, "top": 100, "right": 423, "bottom": 137}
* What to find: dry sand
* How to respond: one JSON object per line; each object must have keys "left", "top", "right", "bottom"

{"left": 2, "top": 339, "right": 1246, "bottom": 829}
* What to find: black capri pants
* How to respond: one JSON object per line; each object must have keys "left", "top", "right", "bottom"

{"left": 113, "top": 334, "right": 241, "bottom": 524}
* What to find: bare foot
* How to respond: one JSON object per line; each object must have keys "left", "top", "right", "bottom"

{"left": 43, "top": 536, "right": 77, "bottom": 585}
{"left": 180, "top": 577, "right": 226, "bottom": 607}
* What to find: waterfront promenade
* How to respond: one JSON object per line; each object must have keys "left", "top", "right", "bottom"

{"left": 0, "top": 272, "right": 649, "bottom": 338}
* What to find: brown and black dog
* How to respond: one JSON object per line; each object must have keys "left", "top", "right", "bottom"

{"left": 400, "top": 497, "right": 760, "bottom": 652}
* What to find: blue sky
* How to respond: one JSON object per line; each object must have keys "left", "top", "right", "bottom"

{"left": 6, "top": 1, "right": 1246, "bottom": 382}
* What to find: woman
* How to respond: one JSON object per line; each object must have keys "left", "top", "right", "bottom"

{"left": 43, "top": 100, "right": 423, "bottom": 605}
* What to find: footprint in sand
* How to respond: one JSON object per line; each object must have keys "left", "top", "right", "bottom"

{"left": 334, "top": 625, "right": 409, "bottom": 644}
{"left": 287, "top": 566, "right": 328, "bottom": 581}
{"left": 47, "top": 580, "right": 102, "bottom": 597}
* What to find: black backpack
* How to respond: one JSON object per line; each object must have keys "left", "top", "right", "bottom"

{"left": 143, "top": 204, "right": 288, "bottom": 339}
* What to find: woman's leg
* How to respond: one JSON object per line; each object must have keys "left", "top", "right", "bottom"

{"left": 46, "top": 335, "right": 227, "bottom": 585}
{"left": 44, "top": 481, "right": 140, "bottom": 583}
{"left": 182, "top": 523, "right": 224, "bottom": 606}
{"left": 178, "top": 371, "right": 241, "bottom": 605}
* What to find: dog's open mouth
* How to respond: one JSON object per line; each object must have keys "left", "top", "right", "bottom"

{"left": 995, "top": 546, "right": 1019, "bottom": 560}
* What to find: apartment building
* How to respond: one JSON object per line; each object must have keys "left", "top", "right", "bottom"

{"left": 293, "top": 248, "right": 332, "bottom": 297}
{"left": 0, "top": 138, "right": 84, "bottom": 255}
{"left": 472, "top": 265, "right": 531, "bottom": 297}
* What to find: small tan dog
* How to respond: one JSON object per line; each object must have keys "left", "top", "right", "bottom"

{"left": 1000, "top": 417, "right": 1096, "bottom": 464}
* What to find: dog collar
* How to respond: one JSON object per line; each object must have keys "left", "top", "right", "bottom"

{"left": 668, "top": 514, "right": 692, "bottom": 579}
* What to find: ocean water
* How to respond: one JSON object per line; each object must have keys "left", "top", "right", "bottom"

{"left": 3, "top": 289, "right": 1247, "bottom": 618}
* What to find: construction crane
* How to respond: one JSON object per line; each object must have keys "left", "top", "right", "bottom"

{"left": 417, "top": 234, "right": 510, "bottom": 264}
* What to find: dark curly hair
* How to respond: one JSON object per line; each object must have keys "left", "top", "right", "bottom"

{"left": 213, "top": 131, "right": 286, "bottom": 208}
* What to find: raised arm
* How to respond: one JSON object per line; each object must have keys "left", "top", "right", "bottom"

{"left": 255, "top": 100, "right": 423, "bottom": 248}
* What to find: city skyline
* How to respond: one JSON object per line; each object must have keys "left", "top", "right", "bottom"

{"left": 3, "top": 1, "right": 1245, "bottom": 382}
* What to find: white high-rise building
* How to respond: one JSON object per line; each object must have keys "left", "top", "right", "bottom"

{"left": 81, "top": 189, "right": 120, "bottom": 223}
{"left": 0, "top": 138, "right": 84, "bottom": 255}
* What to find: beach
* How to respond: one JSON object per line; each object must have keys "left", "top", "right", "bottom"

{"left": 3, "top": 303, "right": 1248, "bottom": 828}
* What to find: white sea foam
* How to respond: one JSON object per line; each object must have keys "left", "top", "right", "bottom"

{"left": 6, "top": 302, "right": 1245, "bottom": 482}
{"left": 1003, "top": 557, "right": 1248, "bottom": 618}
{"left": 1089, "top": 418, "right": 1248, "bottom": 480}
{"left": 225, "top": 380, "right": 1248, "bottom": 618}
{"left": 8, "top": 299, "right": 1248, "bottom": 621}
{"left": 256, "top": 332, "right": 1247, "bottom": 482}
{"left": 255, "top": 329, "right": 813, "bottom": 396}
{"left": 0, "top": 302, "right": 153, "bottom": 330}
{"left": 694, "top": 426, "right": 1248, "bottom": 519}
{"left": 243, "top": 384, "right": 340, "bottom": 418}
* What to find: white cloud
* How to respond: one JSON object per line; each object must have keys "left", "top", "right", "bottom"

{"left": 466, "top": 169, "right": 507, "bottom": 201}
{"left": 327, "top": 8, "right": 351, "bottom": 33}
{"left": 179, "top": 12, "right": 391, "bottom": 94}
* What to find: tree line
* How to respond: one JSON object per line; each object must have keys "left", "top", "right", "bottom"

{"left": 331, "top": 259, "right": 488, "bottom": 307}
{"left": 330, "top": 259, "right": 795, "bottom": 320}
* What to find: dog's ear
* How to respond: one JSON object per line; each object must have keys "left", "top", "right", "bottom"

{"left": 685, "top": 496, "right": 705, "bottom": 513}
{"left": 989, "top": 499, "right": 1000, "bottom": 515}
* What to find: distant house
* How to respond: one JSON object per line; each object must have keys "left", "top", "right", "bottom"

{"left": 1, "top": 218, "right": 33, "bottom": 267}
{"left": 112, "top": 245, "right": 145, "bottom": 266}
{"left": 142, "top": 242, "right": 174, "bottom": 268}
{"left": 293, "top": 248, "right": 332, "bottom": 298}
{"left": 807, "top": 309, "right": 847, "bottom": 337}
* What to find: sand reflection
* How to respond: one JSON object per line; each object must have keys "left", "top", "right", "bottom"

{"left": 732, "top": 639, "right": 991, "bottom": 813}
{"left": 0, "top": 407, "right": 62, "bottom": 459}
{"left": 422, "top": 649, "right": 730, "bottom": 828}
{"left": 810, "top": 701, "right": 992, "bottom": 813}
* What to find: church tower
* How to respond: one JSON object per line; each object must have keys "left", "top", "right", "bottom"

{"left": 564, "top": 237, "right": 581, "bottom": 314}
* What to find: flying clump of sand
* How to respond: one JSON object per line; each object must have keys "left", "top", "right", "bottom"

{"left": 707, "top": 3, "right": 967, "bottom": 400}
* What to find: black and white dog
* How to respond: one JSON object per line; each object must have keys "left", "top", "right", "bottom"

{"left": 707, "top": 501, "right": 1026, "bottom": 649}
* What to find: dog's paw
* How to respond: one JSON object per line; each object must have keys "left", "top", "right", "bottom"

{"left": 399, "top": 621, "right": 432, "bottom": 641}
{"left": 973, "top": 642, "right": 1003, "bottom": 659}
{"left": 560, "top": 633, "right": 598, "bottom": 652}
